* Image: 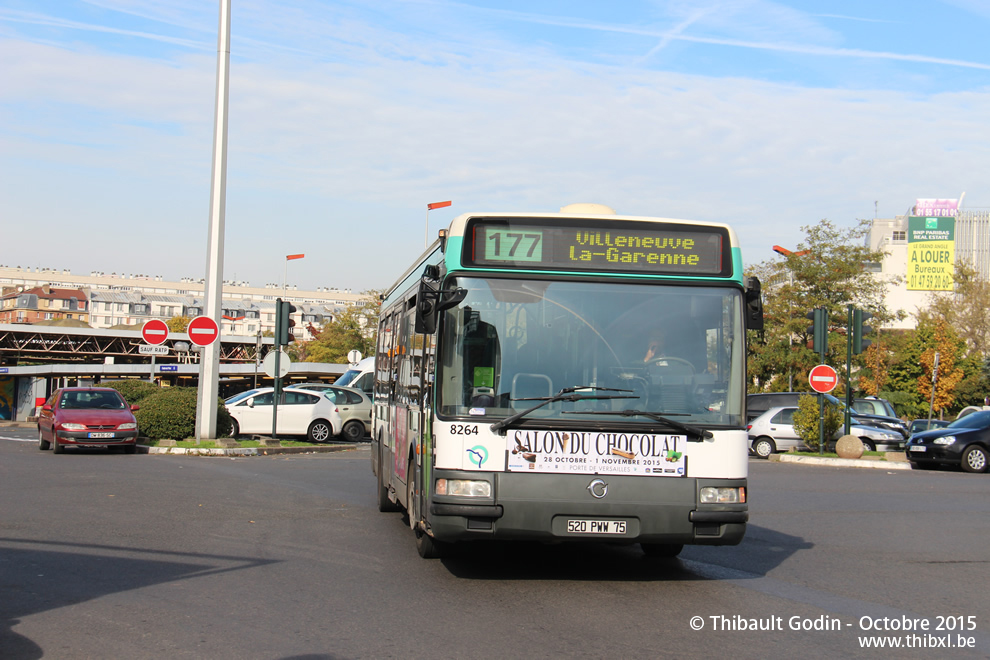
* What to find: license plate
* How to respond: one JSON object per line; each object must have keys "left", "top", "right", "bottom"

{"left": 566, "top": 519, "right": 627, "bottom": 535}
{"left": 909, "top": 445, "right": 926, "bottom": 452}
{"left": 87, "top": 432, "right": 115, "bottom": 439}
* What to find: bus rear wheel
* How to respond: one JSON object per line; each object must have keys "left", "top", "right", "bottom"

{"left": 377, "top": 446, "right": 401, "bottom": 513}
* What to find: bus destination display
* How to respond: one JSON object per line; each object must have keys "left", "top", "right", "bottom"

{"left": 467, "top": 218, "right": 728, "bottom": 276}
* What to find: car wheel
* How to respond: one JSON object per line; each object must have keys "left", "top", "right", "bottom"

{"left": 641, "top": 543, "right": 684, "bottom": 558}
{"left": 861, "top": 439, "right": 876, "bottom": 452}
{"left": 340, "top": 420, "right": 365, "bottom": 442}
{"left": 229, "top": 419, "right": 240, "bottom": 439}
{"left": 961, "top": 445, "right": 988, "bottom": 473}
{"left": 752, "top": 437, "right": 776, "bottom": 459}
{"left": 38, "top": 429, "right": 51, "bottom": 451}
{"left": 53, "top": 438, "right": 65, "bottom": 454}
{"left": 307, "top": 419, "right": 332, "bottom": 442}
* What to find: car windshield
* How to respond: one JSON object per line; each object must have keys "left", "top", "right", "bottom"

{"left": 948, "top": 411, "right": 990, "bottom": 429}
{"left": 436, "top": 276, "right": 747, "bottom": 427}
{"left": 60, "top": 391, "right": 126, "bottom": 410}
{"left": 225, "top": 390, "right": 258, "bottom": 404}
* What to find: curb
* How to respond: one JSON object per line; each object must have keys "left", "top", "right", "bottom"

{"left": 770, "top": 454, "right": 912, "bottom": 470}
{"left": 141, "top": 443, "right": 363, "bottom": 456}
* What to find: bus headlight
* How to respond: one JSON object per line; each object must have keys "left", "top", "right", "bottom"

{"left": 435, "top": 479, "right": 492, "bottom": 498}
{"left": 700, "top": 486, "right": 746, "bottom": 504}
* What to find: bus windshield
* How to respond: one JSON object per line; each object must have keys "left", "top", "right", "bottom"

{"left": 436, "top": 276, "right": 746, "bottom": 427}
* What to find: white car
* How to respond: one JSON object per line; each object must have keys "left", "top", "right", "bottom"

{"left": 747, "top": 406, "right": 904, "bottom": 458}
{"left": 286, "top": 384, "right": 372, "bottom": 442}
{"left": 225, "top": 387, "right": 342, "bottom": 441}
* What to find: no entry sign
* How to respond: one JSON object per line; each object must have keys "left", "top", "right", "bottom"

{"left": 141, "top": 319, "right": 169, "bottom": 345}
{"left": 187, "top": 316, "right": 220, "bottom": 346}
{"left": 809, "top": 364, "right": 838, "bottom": 393}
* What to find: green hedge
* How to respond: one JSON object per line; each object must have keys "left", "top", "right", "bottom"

{"left": 134, "top": 387, "right": 232, "bottom": 440}
{"left": 103, "top": 379, "right": 161, "bottom": 405}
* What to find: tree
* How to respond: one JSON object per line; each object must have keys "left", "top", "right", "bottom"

{"left": 922, "top": 261, "right": 990, "bottom": 358}
{"left": 746, "top": 218, "right": 903, "bottom": 393}
{"left": 857, "top": 338, "right": 890, "bottom": 397}
{"left": 167, "top": 315, "right": 192, "bottom": 333}
{"left": 298, "top": 290, "right": 382, "bottom": 364}
{"left": 917, "top": 318, "right": 966, "bottom": 415}
{"left": 792, "top": 394, "right": 842, "bottom": 451}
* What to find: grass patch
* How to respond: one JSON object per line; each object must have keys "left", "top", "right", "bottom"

{"left": 142, "top": 438, "right": 329, "bottom": 449}
{"left": 789, "top": 450, "right": 887, "bottom": 459}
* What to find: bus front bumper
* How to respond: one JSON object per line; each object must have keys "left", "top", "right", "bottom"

{"left": 426, "top": 471, "right": 747, "bottom": 546}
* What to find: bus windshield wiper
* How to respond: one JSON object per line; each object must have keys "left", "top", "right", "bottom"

{"left": 563, "top": 409, "right": 712, "bottom": 441}
{"left": 489, "top": 386, "right": 636, "bottom": 433}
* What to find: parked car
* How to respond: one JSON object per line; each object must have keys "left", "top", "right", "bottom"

{"left": 747, "top": 392, "right": 909, "bottom": 439}
{"left": 37, "top": 387, "right": 140, "bottom": 454}
{"left": 908, "top": 418, "right": 951, "bottom": 435}
{"left": 225, "top": 388, "right": 262, "bottom": 405}
{"left": 286, "top": 384, "right": 371, "bottom": 442}
{"left": 905, "top": 410, "right": 990, "bottom": 473}
{"left": 225, "top": 387, "right": 342, "bottom": 441}
{"left": 334, "top": 356, "right": 375, "bottom": 395}
{"left": 747, "top": 405, "right": 904, "bottom": 458}
{"left": 853, "top": 397, "right": 898, "bottom": 418}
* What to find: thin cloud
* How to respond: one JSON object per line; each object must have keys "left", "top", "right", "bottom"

{"left": 0, "top": 9, "right": 209, "bottom": 50}
{"left": 814, "top": 13, "right": 898, "bottom": 24}
{"left": 421, "top": 2, "right": 990, "bottom": 72}
{"left": 637, "top": 8, "right": 713, "bottom": 66}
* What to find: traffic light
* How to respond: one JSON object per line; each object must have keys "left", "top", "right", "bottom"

{"left": 852, "top": 308, "right": 873, "bottom": 354}
{"left": 275, "top": 298, "right": 297, "bottom": 346}
{"left": 806, "top": 307, "right": 828, "bottom": 354}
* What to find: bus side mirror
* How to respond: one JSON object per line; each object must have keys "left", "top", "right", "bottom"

{"left": 745, "top": 276, "right": 764, "bottom": 331}
{"left": 415, "top": 266, "right": 466, "bottom": 334}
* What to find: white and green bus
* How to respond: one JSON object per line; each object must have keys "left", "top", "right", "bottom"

{"left": 372, "top": 204, "right": 763, "bottom": 558}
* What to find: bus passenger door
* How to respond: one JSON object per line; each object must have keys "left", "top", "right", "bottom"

{"left": 394, "top": 303, "right": 419, "bottom": 491}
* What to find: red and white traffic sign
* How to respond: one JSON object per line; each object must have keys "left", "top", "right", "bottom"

{"left": 187, "top": 316, "right": 220, "bottom": 347}
{"left": 141, "top": 319, "right": 169, "bottom": 345}
{"left": 809, "top": 364, "right": 839, "bottom": 393}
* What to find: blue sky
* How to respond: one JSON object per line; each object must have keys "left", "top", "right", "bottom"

{"left": 2, "top": 1, "right": 989, "bottom": 292}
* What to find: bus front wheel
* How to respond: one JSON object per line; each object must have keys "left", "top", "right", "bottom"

{"left": 408, "top": 457, "right": 447, "bottom": 559}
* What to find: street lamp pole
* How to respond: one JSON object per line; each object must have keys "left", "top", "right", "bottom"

{"left": 195, "top": 0, "right": 231, "bottom": 442}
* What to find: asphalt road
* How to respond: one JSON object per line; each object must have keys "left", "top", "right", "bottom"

{"left": 1, "top": 429, "right": 988, "bottom": 659}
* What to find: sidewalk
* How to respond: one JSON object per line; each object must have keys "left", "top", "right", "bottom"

{"left": 769, "top": 452, "right": 912, "bottom": 470}
{"left": 2, "top": 420, "right": 362, "bottom": 457}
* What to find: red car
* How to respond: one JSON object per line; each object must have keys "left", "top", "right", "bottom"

{"left": 38, "top": 387, "right": 140, "bottom": 454}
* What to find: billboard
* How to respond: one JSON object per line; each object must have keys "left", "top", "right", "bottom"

{"left": 907, "top": 216, "right": 955, "bottom": 291}
{"left": 913, "top": 198, "right": 959, "bottom": 217}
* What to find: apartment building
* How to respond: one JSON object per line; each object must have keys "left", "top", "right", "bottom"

{"left": 0, "top": 266, "right": 369, "bottom": 341}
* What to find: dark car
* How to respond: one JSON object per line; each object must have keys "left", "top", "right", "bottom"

{"left": 905, "top": 410, "right": 990, "bottom": 473}
{"left": 747, "top": 392, "right": 909, "bottom": 439}
{"left": 38, "top": 387, "right": 140, "bottom": 454}
{"left": 908, "top": 418, "right": 951, "bottom": 435}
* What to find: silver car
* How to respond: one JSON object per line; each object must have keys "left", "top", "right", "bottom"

{"left": 747, "top": 406, "right": 904, "bottom": 458}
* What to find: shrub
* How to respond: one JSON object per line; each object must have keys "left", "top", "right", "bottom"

{"left": 134, "top": 387, "right": 232, "bottom": 440}
{"left": 103, "top": 379, "right": 161, "bottom": 405}
{"left": 793, "top": 394, "right": 842, "bottom": 451}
